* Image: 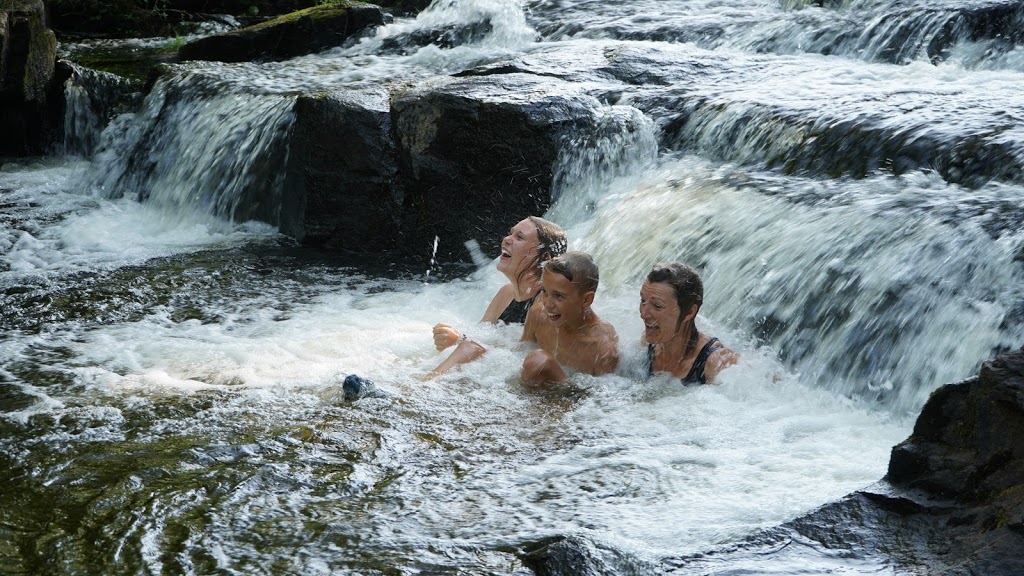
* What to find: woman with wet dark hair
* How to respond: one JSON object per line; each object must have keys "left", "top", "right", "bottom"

{"left": 640, "top": 262, "right": 737, "bottom": 384}
{"left": 425, "top": 216, "right": 567, "bottom": 379}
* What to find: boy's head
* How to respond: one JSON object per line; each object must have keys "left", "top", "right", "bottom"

{"left": 540, "top": 251, "right": 599, "bottom": 327}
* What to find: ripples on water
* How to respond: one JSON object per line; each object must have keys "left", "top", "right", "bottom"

{"left": 3, "top": 0, "right": 1023, "bottom": 573}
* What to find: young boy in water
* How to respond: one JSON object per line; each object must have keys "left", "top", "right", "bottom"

{"left": 520, "top": 251, "right": 619, "bottom": 384}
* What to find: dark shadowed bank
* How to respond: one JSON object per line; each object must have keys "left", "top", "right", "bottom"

{"left": 517, "top": 348, "right": 1024, "bottom": 576}
{"left": 43, "top": 0, "right": 430, "bottom": 38}
{"left": 0, "top": 0, "right": 58, "bottom": 156}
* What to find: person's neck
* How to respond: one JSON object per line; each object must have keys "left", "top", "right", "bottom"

{"left": 657, "top": 325, "right": 694, "bottom": 360}
{"left": 511, "top": 272, "right": 540, "bottom": 302}
{"left": 563, "top": 308, "right": 598, "bottom": 334}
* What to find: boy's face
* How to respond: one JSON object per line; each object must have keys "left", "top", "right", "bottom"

{"left": 540, "top": 269, "right": 595, "bottom": 328}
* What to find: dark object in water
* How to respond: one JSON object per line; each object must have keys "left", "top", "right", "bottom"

{"left": 343, "top": 374, "right": 377, "bottom": 401}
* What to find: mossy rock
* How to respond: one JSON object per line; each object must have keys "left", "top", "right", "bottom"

{"left": 178, "top": 1, "right": 385, "bottom": 63}
{"left": 1, "top": 0, "right": 58, "bottom": 155}
{"left": 61, "top": 38, "right": 182, "bottom": 83}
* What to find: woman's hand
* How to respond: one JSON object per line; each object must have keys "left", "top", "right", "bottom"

{"left": 432, "top": 323, "right": 462, "bottom": 351}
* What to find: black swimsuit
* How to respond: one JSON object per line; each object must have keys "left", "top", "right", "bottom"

{"left": 647, "top": 337, "right": 723, "bottom": 385}
{"left": 497, "top": 295, "right": 535, "bottom": 324}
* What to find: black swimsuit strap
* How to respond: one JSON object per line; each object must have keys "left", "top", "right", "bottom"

{"left": 683, "top": 338, "right": 722, "bottom": 385}
{"left": 647, "top": 337, "right": 723, "bottom": 385}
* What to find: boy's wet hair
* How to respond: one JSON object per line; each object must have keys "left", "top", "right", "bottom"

{"left": 544, "top": 251, "right": 599, "bottom": 293}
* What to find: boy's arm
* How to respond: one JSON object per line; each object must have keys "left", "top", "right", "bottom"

{"left": 589, "top": 327, "right": 619, "bottom": 376}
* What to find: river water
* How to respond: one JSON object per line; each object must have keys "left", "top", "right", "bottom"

{"left": 2, "top": 0, "right": 1023, "bottom": 574}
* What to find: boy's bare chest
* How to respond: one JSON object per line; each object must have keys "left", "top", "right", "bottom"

{"left": 536, "top": 327, "right": 598, "bottom": 367}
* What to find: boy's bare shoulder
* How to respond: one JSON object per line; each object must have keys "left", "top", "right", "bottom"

{"left": 589, "top": 317, "right": 618, "bottom": 344}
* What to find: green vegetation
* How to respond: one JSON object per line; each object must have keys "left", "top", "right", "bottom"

{"left": 243, "top": 0, "right": 358, "bottom": 31}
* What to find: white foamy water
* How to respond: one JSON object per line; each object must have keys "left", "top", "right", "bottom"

{"left": 2, "top": 157, "right": 907, "bottom": 567}
{"left": 0, "top": 161, "right": 277, "bottom": 280}
{"left": 8, "top": 221, "right": 905, "bottom": 563}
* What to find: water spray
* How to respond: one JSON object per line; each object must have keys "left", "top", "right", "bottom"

{"left": 464, "top": 238, "right": 490, "bottom": 270}
{"left": 425, "top": 235, "right": 440, "bottom": 283}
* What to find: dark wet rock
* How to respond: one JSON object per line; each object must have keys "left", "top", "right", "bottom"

{"left": 516, "top": 535, "right": 657, "bottom": 576}
{"left": 888, "top": 349, "right": 1024, "bottom": 502}
{"left": 46, "top": 1, "right": 312, "bottom": 38}
{"left": 518, "top": 349, "right": 1024, "bottom": 576}
{"left": 47, "top": 1, "right": 430, "bottom": 39}
{"left": 342, "top": 374, "right": 385, "bottom": 400}
{"left": 282, "top": 87, "right": 403, "bottom": 254}
{"left": 178, "top": 2, "right": 385, "bottom": 63}
{"left": 378, "top": 20, "right": 494, "bottom": 55}
{"left": 0, "top": 0, "right": 58, "bottom": 155}
{"left": 284, "top": 73, "right": 612, "bottom": 262}
{"left": 390, "top": 74, "right": 605, "bottom": 263}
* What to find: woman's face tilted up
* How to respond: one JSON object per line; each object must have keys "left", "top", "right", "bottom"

{"left": 640, "top": 280, "right": 687, "bottom": 345}
{"left": 496, "top": 218, "right": 540, "bottom": 280}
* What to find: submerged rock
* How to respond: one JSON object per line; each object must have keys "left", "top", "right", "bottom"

{"left": 517, "top": 535, "right": 657, "bottom": 576}
{"left": 0, "top": 0, "right": 58, "bottom": 155}
{"left": 178, "top": 1, "right": 385, "bottom": 63}
{"left": 342, "top": 374, "right": 386, "bottom": 400}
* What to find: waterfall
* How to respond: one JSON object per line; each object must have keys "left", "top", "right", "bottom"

{"left": 548, "top": 104, "right": 659, "bottom": 225}
{"left": 5, "top": 0, "right": 1024, "bottom": 573}
{"left": 529, "top": 0, "right": 1024, "bottom": 70}
{"left": 578, "top": 160, "right": 1024, "bottom": 414}
{"left": 59, "top": 63, "right": 140, "bottom": 158}
{"left": 79, "top": 64, "right": 296, "bottom": 227}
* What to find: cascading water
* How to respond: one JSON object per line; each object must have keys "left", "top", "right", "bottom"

{"left": 78, "top": 66, "right": 296, "bottom": 226}
{"left": 2, "top": 0, "right": 1022, "bottom": 573}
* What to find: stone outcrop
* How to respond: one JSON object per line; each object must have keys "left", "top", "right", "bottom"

{"left": 178, "top": 1, "right": 385, "bottom": 63}
{"left": 283, "top": 74, "right": 613, "bottom": 263}
{"left": 390, "top": 74, "right": 604, "bottom": 262}
{"left": 0, "top": 0, "right": 57, "bottom": 156}
{"left": 517, "top": 348, "right": 1024, "bottom": 576}
{"left": 281, "top": 87, "right": 402, "bottom": 256}
{"left": 883, "top": 347, "right": 1024, "bottom": 574}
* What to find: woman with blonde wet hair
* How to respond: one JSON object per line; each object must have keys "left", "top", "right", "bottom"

{"left": 426, "top": 216, "right": 567, "bottom": 378}
{"left": 640, "top": 262, "right": 737, "bottom": 384}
